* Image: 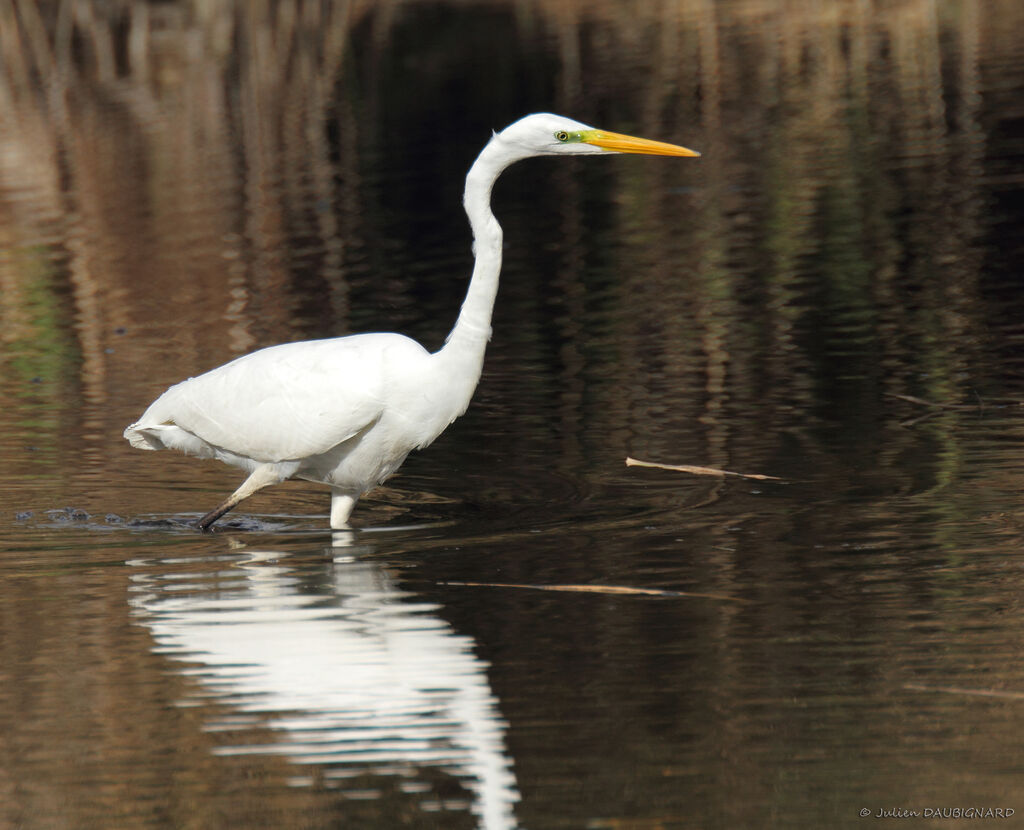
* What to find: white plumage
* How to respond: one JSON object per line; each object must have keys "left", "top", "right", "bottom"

{"left": 124, "top": 114, "right": 699, "bottom": 530}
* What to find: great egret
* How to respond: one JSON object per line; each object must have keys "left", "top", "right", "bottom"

{"left": 124, "top": 113, "right": 699, "bottom": 530}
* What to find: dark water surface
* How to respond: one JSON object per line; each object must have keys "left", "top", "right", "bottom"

{"left": 2, "top": 1, "right": 1024, "bottom": 828}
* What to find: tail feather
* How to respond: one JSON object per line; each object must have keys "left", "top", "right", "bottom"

{"left": 124, "top": 423, "right": 165, "bottom": 451}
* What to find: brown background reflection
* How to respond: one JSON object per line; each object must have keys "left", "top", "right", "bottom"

{"left": 2, "top": 2, "right": 1024, "bottom": 828}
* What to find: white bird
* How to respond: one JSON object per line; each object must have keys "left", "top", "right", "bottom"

{"left": 124, "top": 113, "right": 699, "bottom": 530}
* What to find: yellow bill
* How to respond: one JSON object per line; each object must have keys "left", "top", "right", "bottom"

{"left": 581, "top": 129, "right": 700, "bottom": 157}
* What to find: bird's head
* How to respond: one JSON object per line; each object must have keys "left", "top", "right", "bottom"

{"left": 494, "top": 113, "right": 700, "bottom": 160}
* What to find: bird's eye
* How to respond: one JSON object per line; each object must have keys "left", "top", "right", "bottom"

{"left": 555, "top": 131, "right": 570, "bottom": 142}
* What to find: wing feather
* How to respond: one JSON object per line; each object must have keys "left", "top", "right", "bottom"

{"left": 129, "top": 335, "right": 425, "bottom": 462}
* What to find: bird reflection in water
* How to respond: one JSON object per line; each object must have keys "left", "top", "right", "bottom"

{"left": 128, "top": 537, "right": 520, "bottom": 829}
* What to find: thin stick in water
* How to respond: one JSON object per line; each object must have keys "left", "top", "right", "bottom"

{"left": 625, "top": 456, "right": 781, "bottom": 481}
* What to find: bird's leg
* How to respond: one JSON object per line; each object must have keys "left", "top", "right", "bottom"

{"left": 330, "top": 490, "right": 358, "bottom": 529}
{"left": 196, "top": 499, "right": 239, "bottom": 532}
{"left": 197, "top": 465, "right": 282, "bottom": 531}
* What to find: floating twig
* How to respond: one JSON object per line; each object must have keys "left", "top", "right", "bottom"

{"left": 903, "top": 682, "right": 1024, "bottom": 701}
{"left": 625, "top": 456, "right": 781, "bottom": 481}
{"left": 885, "top": 393, "right": 979, "bottom": 411}
{"left": 442, "top": 581, "right": 748, "bottom": 603}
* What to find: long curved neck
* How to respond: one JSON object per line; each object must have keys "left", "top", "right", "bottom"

{"left": 436, "top": 135, "right": 519, "bottom": 400}
{"left": 444, "top": 138, "right": 508, "bottom": 351}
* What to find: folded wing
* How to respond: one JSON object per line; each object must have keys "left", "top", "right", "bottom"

{"left": 125, "top": 335, "right": 423, "bottom": 462}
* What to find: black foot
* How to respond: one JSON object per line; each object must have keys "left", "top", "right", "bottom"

{"left": 196, "top": 501, "right": 234, "bottom": 532}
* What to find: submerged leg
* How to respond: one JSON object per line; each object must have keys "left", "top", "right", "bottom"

{"left": 197, "top": 465, "right": 283, "bottom": 531}
{"left": 330, "top": 490, "right": 358, "bottom": 529}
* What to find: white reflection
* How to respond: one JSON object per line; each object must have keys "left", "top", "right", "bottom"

{"left": 128, "top": 544, "right": 519, "bottom": 829}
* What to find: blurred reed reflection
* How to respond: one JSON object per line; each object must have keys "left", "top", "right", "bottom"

{"left": 2, "top": 6, "right": 1024, "bottom": 830}
{"left": 2, "top": 0, "right": 1017, "bottom": 523}
{"left": 1, "top": 4, "right": 1023, "bottom": 825}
